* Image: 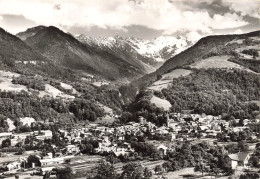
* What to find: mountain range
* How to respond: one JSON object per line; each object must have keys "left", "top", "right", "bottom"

{"left": 1, "top": 25, "right": 259, "bottom": 87}
{"left": 13, "top": 26, "right": 192, "bottom": 82}
{"left": 0, "top": 25, "right": 259, "bottom": 123}
{"left": 75, "top": 34, "right": 192, "bottom": 72}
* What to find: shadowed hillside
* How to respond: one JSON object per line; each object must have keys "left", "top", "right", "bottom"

{"left": 19, "top": 26, "right": 148, "bottom": 81}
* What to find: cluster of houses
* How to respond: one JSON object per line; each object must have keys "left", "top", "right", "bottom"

{"left": 0, "top": 130, "right": 53, "bottom": 148}
{"left": 0, "top": 112, "right": 259, "bottom": 174}
{"left": 165, "top": 113, "right": 258, "bottom": 141}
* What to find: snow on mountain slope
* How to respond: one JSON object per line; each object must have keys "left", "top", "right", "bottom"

{"left": 126, "top": 36, "right": 192, "bottom": 61}
{"left": 75, "top": 35, "right": 193, "bottom": 64}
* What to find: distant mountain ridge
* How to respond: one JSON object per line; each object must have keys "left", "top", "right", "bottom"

{"left": 15, "top": 25, "right": 193, "bottom": 81}
{"left": 75, "top": 34, "right": 192, "bottom": 71}
{"left": 0, "top": 27, "right": 47, "bottom": 68}
{"left": 16, "top": 26, "right": 150, "bottom": 81}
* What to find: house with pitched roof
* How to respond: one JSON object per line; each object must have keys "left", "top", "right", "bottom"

{"left": 227, "top": 152, "right": 250, "bottom": 169}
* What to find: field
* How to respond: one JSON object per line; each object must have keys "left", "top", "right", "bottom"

{"left": 225, "top": 39, "right": 244, "bottom": 45}
{"left": 150, "top": 95, "right": 172, "bottom": 111}
{"left": 92, "top": 81, "right": 110, "bottom": 87}
{"left": 38, "top": 84, "right": 75, "bottom": 100}
{"left": 163, "top": 167, "right": 230, "bottom": 179}
{"left": 0, "top": 151, "right": 37, "bottom": 164}
{"left": 235, "top": 45, "right": 260, "bottom": 60}
{"left": 190, "top": 56, "right": 243, "bottom": 69}
{"left": 148, "top": 69, "right": 192, "bottom": 91}
{"left": 114, "top": 160, "right": 165, "bottom": 174}
{"left": 0, "top": 70, "right": 27, "bottom": 92}
{"left": 94, "top": 115, "right": 116, "bottom": 124}
{"left": 60, "top": 82, "right": 78, "bottom": 94}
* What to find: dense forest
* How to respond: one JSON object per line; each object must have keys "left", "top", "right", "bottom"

{"left": 228, "top": 56, "right": 260, "bottom": 73}
{"left": 12, "top": 75, "right": 45, "bottom": 91}
{"left": 122, "top": 68, "right": 260, "bottom": 125}
{"left": 160, "top": 68, "right": 260, "bottom": 119}
{"left": 120, "top": 90, "right": 166, "bottom": 126}
{"left": 0, "top": 90, "right": 105, "bottom": 132}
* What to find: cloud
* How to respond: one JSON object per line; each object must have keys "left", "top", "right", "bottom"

{"left": 0, "top": 0, "right": 258, "bottom": 41}
{"left": 210, "top": 13, "right": 248, "bottom": 29}
{"left": 65, "top": 24, "right": 163, "bottom": 40}
{"left": 233, "top": 29, "right": 243, "bottom": 34}
{"left": 185, "top": 31, "right": 203, "bottom": 42}
{"left": 222, "top": 0, "right": 260, "bottom": 18}
{"left": 0, "top": 14, "right": 36, "bottom": 33}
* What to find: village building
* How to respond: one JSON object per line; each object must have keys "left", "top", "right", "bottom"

{"left": 40, "top": 158, "right": 63, "bottom": 166}
{"left": 227, "top": 152, "right": 250, "bottom": 169}
{"left": 157, "top": 144, "right": 168, "bottom": 155}
{"left": 66, "top": 144, "right": 80, "bottom": 155}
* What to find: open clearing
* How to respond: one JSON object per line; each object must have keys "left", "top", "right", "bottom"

{"left": 150, "top": 95, "right": 172, "bottom": 111}
{"left": 38, "top": 84, "right": 75, "bottom": 100}
{"left": 92, "top": 81, "right": 110, "bottom": 87}
{"left": 94, "top": 115, "right": 116, "bottom": 124}
{"left": 60, "top": 82, "right": 78, "bottom": 94}
{"left": 148, "top": 69, "right": 192, "bottom": 91}
{"left": 190, "top": 56, "right": 242, "bottom": 69}
{"left": 190, "top": 55, "right": 257, "bottom": 73}
{"left": 225, "top": 39, "right": 244, "bottom": 45}
{"left": 114, "top": 160, "right": 166, "bottom": 174}
{"left": 234, "top": 45, "right": 260, "bottom": 60}
{"left": 0, "top": 70, "right": 27, "bottom": 92}
{"left": 97, "top": 102, "right": 113, "bottom": 114}
{"left": 163, "top": 167, "right": 229, "bottom": 179}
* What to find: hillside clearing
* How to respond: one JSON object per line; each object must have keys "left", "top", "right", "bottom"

{"left": 0, "top": 70, "right": 27, "bottom": 92}
{"left": 163, "top": 167, "right": 220, "bottom": 179}
{"left": 234, "top": 45, "right": 260, "bottom": 60}
{"left": 225, "top": 39, "right": 244, "bottom": 45}
{"left": 190, "top": 55, "right": 257, "bottom": 73}
{"left": 94, "top": 115, "right": 116, "bottom": 124}
{"left": 150, "top": 95, "right": 172, "bottom": 111}
{"left": 60, "top": 82, "right": 78, "bottom": 94}
{"left": 97, "top": 102, "right": 113, "bottom": 114}
{"left": 162, "top": 69, "right": 192, "bottom": 79}
{"left": 38, "top": 84, "right": 75, "bottom": 100}
{"left": 148, "top": 69, "right": 192, "bottom": 91}
{"left": 92, "top": 81, "right": 110, "bottom": 87}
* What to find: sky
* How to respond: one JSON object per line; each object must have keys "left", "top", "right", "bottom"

{"left": 0, "top": 0, "right": 259, "bottom": 41}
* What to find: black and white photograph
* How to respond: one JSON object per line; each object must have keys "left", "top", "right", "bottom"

{"left": 0, "top": 0, "right": 259, "bottom": 178}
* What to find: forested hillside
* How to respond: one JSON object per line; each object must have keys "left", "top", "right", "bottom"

{"left": 0, "top": 28, "right": 46, "bottom": 68}
{"left": 133, "top": 31, "right": 260, "bottom": 89}
{"left": 19, "top": 26, "right": 148, "bottom": 81}
{"left": 161, "top": 69, "right": 260, "bottom": 119}
{"left": 124, "top": 31, "right": 260, "bottom": 126}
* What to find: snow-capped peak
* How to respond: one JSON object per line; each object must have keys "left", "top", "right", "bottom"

{"left": 75, "top": 34, "right": 192, "bottom": 62}
{"left": 126, "top": 35, "right": 192, "bottom": 61}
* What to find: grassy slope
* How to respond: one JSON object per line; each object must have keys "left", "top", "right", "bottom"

{"left": 132, "top": 31, "right": 260, "bottom": 89}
